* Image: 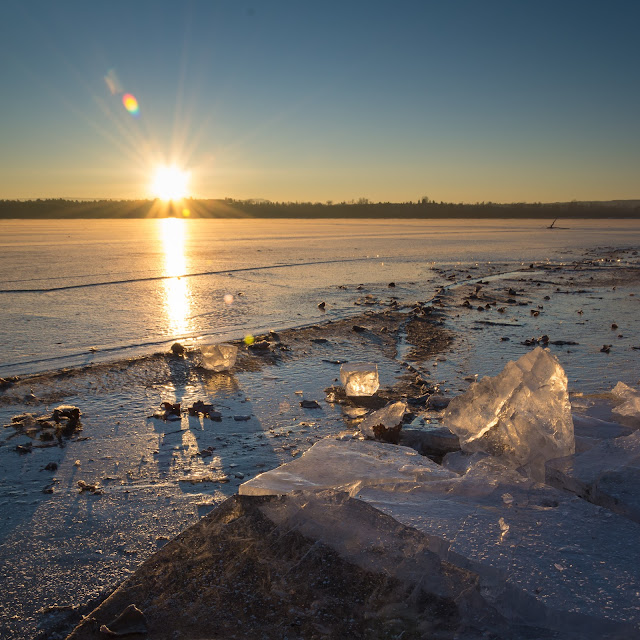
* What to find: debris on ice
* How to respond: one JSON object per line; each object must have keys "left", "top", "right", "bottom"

{"left": 200, "top": 343, "right": 238, "bottom": 372}
{"left": 358, "top": 401, "right": 407, "bottom": 443}
{"left": 340, "top": 363, "right": 379, "bottom": 396}
{"left": 442, "top": 347, "right": 574, "bottom": 480}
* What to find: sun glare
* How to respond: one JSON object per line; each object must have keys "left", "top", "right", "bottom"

{"left": 151, "top": 165, "right": 190, "bottom": 201}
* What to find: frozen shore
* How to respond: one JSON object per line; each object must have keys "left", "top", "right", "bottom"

{"left": 0, "top": 246, "right": 639, "bottom": 639}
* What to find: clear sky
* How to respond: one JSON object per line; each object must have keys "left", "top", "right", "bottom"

{"left": 1, "top": 0, "right": 639, "bottom": 203}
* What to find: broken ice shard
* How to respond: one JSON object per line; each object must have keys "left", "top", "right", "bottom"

{"left": 340, "top": 363, "right": 379, "bottom": 396}
{"left": 610, "top": 381, "right": 640, "bottom": 428}
{"left": 359, "top": 401, "right": 407, "bottom": 443}
{"left": 200, "top": 344, "right": 238, "bottom": 372}
{"left": 442, "top": 346, "right": 574, "bottom": 480}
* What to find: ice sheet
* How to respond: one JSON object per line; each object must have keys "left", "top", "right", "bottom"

{"left": 241, "top": 437, "right": 640, "bottom": 636}
{"left": 239, "top": 438, "right": 455, "bottom": 496}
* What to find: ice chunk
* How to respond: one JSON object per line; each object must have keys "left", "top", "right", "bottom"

{"left": 612, "top": 397, "right": 640, "bottom": 428}
{"left": 546, "top": 431, "right": 640, "bottom": 523}
{"left": 609, "top": 382, "right": 640, "bottom": 427}
{"left": 611, "top": 381, "right": 640, "bottom": 401}
{"left": 358, "top": 401, "right": 406, "bottom": 443}
{"left": 239, "top": 437, "right": 456, "bottom": 496}
{"left": 242, "top": 436, "right": 640, "bottom": 636}
{"left": 442, "top": 347, "right": 574, "bottom": 480}
{"left": 340, "top": 362, "right": 379, "bottom": 396}
{"left": 200, "top": 343, "right": 238, "bottom": 372}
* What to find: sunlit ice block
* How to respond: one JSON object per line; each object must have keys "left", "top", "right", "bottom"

{"left": 200, "top": 344, "right": 238, "bottom": 372}
{"left": 340, "top": 363, "right": 379, "bottom": 396}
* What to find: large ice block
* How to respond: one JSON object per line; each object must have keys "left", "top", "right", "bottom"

{"left": 358, "top": 462, "right": 640, "bottom": 637}
{"left": 200, "top": 344, "right": 238, "bottom": 372}
{"left": 442, "top": 347, "right": 574, "bottom": 480}
{"left": 340, "top": 363, "right": 379, "bottom": 396}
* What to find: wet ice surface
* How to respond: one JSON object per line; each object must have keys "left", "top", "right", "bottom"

{"left": 1, "top": 218, "right": 638, "bottom": 378}
{"left": 0, "top": 222, "right": 639, "bottom": 638}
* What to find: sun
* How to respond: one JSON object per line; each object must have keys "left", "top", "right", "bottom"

{"left": 151, "top": 165, "right": 190, "bottom": 201}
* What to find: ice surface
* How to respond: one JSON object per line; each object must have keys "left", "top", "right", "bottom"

{"left": 200, "top": 343, "right": 238, "bottom": 372}
{"left": 358, "top": 466, "right": 640, "bottom": 637}
{"left": 572, "top": 414, "right": 632, "bottom": 441}
{"left": 442, "top": 347, "right": 574, "bottom": 480}
{"left": 241, "top": 437, "right": 640, "bottom": 636}
{"left": 239, "top": 438, "right": 455, "bottom": 496}
{"left": 546, "top": 430, "right": 640, "bottom": 523}
{"left": 340, "top": 362, "right": 379, "bottom": 396}
{"left": 571, "top": 413, "right": 633, "bottom": 452}
{"left": 358, "top": 401, "right": 406, "bottom": 442}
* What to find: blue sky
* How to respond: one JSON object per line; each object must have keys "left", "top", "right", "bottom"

{"left": 1, "top": 0, "right": 639, "bottom": 202}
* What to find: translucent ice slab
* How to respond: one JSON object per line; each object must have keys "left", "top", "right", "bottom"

{"left": 442, "top": 347, "right": 575, "bottom": 480}
{"left": 239, "top": 438, "right": 455, "bottom": 496}
{"left": 241, "top": 437, "right": 640, "bottom": 636}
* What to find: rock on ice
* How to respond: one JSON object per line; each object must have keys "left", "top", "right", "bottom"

{"left": 340, "top": 363, "right": 379, "bottom": 396}
{"left": 200, "top": 344, "right": 238, "bottom": 372}
{"left": 359, "top": 401, "right": 407, "bottom": 443}
{"left": 442, "top": 347, "right": 574, "bottom": 480}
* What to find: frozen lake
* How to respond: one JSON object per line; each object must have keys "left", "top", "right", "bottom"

{"left": 1, "top": 217, "right": 638, "bottom": 377}
{"left": 0, "top": 217, "right": 639, "bottom": 639}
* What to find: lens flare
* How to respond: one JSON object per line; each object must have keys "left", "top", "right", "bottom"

{"left": 244, "top": 334, "right": 255, "bottom": 345}
{"left": 122, "top": 93, "right": 139, "bottom": 116}
{"left": 224, "top": 294, "right": 234, "bottom": 305}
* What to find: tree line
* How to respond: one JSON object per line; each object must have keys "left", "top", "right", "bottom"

{"left": 0, "top": 197, "right": 639, "bottom": 219}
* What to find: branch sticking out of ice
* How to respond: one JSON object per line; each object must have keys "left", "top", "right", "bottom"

{"left": 340, "top": 363, "right": 379, "bottom": 396}
{"left": 200, "top": 344, "right": 238, "bottom": 372}
{"left": 442, "top": 347, "right": 574, "bottom": 480}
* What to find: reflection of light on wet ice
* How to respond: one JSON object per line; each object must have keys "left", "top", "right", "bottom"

{"left": 180, "top": 428, "right": 199, "bottom": 458}
{"left": 160, "top": 218, "right": 192, "bottom": 337}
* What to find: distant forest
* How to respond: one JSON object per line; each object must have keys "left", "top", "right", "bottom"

{"left": 1, "top": 197, "right": 639, "bottom": 219}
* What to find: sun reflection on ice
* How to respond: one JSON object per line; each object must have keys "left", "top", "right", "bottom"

{"left": 160, "top": 217, "right": 192, "bottom": 337}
